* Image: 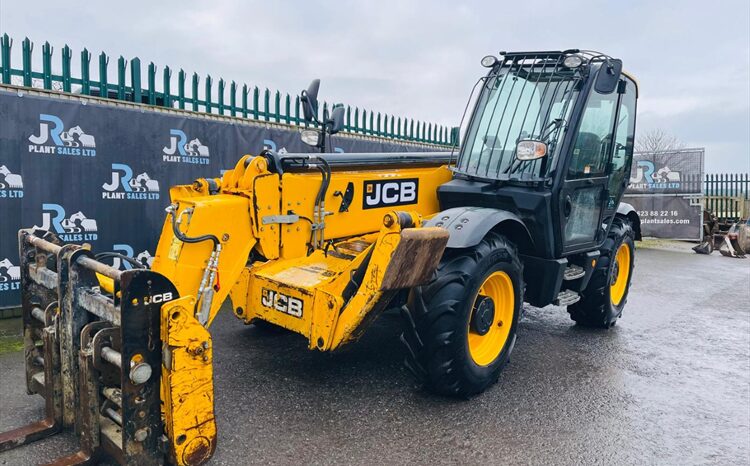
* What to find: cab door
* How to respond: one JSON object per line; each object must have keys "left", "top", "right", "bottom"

{"left": 557, "top": 79, "right": 621, "bottom": 254}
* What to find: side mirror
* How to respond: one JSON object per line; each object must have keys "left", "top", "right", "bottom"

{"left": 515, "top": 140, "right": 547, "bottom": 160}
{"left": 301, "top": 79, "right": 320, "bottom": 122}
{"left": 594, "top": 59, "right": 622, "bottom": 94}
{"left": 329, "top": 106, "right": 345, "bottom": 135}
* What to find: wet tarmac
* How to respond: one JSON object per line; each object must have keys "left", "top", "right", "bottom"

{"left": 1, "top": 243, "right": 749, "bottom": 465}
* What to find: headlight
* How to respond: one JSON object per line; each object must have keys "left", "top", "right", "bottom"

{"left": 481, "top": 55, "right": 498, "bottom": 68}
{"left": 516, "top": 140, "right": 548, "bottom": 160}
{"left": 300, "top": 129, "right": 322, "bottom": 147}
{"left": 563, "top": 55, "right": 583, "bottom": 68}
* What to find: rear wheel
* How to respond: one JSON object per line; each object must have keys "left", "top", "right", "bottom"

{"left": 568, "top": 217, "right": 635, "bottom": 328}
{"left": 401, "top": 232, "right": 523, "bottom": 397}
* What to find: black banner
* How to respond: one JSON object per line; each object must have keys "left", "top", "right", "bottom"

{"left": 623, "top": 195, "right": 702, "bottom": 240}
{"left": 627, "top": 149, "right": 704, "bottom": 195}
{"left": 0, "top": 89, "right": 441, "bottom": 308}
{"left": 623, "top": 149, "right": 704, "bottom": 240}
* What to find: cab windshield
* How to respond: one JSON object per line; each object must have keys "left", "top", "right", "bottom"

{"left": 455, "top": 57, "right": 584, "bottom": 181}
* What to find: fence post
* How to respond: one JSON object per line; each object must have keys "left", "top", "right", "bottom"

{"left": 42, "top": 42, "right": 53, "bottom": 90}
{"left": 99, "top": 52, "right": 109, "bottom": 98}
{"left": 284, "top": 93, "right": 290, "bottom": 124}
{"left": 274, "top": 90, "right": 280, "bottom": 122}
{"left": 117, "top": 56, "right": 126, "bottom": 100}
{"left": 80, "top": 47, "right": 91, "bottom": 95}
{"left": 253, "top": 86, "right": 259, "bottom": 119}
{"left": 241, "top": 84, "right": 248, "bottom": 118}
{"left": 205, "top": 75, "right": 212, "bottom": 113}
{"left": 130, "top": 57, "right": 142, "bottom": 103}
{"left": 218, "top": 78, "right": 226, "bottom": 115}
{"left": 61, "top": 45, "right": 72, "bottom": 92}
{"left": 1, "top": 34, "right": 11, "bottom": 84}
{"left": 263, "top": 88, "right": 270, "bottom": 121}
{"left": 163, "top": 66, "right": 172, "bottom": 108}
{"left": 230, "top": 81, "right": 237, "bottom": 117}
{"left": 191, "top": 73, "right": 199, "bottom": 111}
{"left": 147, "top": 62, "right": 156, "bottom": 105}
{"left": 22, "top": 37, "right": 33, "bottom": 87}
{"left": 177, "top": 69, "right": 186, "bottom": 109}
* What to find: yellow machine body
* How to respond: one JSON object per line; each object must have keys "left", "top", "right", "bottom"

{"left": 152, "top": 155, "right": 452, "bottom": 348}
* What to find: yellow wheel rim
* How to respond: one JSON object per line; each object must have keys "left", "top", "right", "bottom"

{"left": 610, "top": 243, "right": 631, "bottom": 306}
{"left": 467, "top": 271, "right": 514, "bottom": 367}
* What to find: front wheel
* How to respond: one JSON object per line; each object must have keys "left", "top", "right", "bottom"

{"left": 400, "top": 232, "right": 524, "bottom": 397}
{"left": 568, "top": 216, "right": 635, "bottom": 328}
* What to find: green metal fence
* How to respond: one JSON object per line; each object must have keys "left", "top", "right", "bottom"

{"left": 0, "top": 33, "right": 458, "bottom": 146}
{"left": 704, "top": 173, "right": 750, "bottom": 222}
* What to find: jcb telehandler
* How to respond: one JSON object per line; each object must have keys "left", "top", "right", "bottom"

{"left": 1, "top": 50, "right": 641, "bottom": 465}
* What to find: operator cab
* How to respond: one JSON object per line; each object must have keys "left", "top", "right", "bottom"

{"left": 440, "top": 50, "right": 639, "bottom": 259}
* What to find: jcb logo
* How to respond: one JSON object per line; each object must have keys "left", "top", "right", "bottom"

{"left": 363, "top": 178, "right": 418, "bottom": 209}
{"left": 142, "top": 292, "right": 174, "bottom": 305}
{"left": 261, "top": 288, "right": 303, "bottom": 318}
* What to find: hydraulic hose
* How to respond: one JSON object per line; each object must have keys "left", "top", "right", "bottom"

{"left": 94, "top": 252, "right": 147, "bottom": 269}
{"left": 166, "top": 204, "right": 219, "bottom": 247}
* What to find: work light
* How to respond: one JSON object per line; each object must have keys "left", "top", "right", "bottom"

{"left": 563, "top": 55, "right": 583, "bottom": 68}
{"left": 481, "top": 55, "right": 498, "bottom": 68}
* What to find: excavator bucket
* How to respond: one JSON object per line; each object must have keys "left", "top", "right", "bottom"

{"left": 1, "top": 229, "right": 181, "bottom": 465}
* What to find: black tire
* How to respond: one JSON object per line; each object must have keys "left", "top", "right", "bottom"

{"left": 400, "top": 232, "right": 524, "bottom": 397}
{"left": 568, "top": 217, "right": 635, "bottom": 328}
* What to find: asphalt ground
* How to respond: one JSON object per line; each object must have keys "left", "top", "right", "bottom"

{"left": 1, "top": 242, "right": 749, "bottom": 465}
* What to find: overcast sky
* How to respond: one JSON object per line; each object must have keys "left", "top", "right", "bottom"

{"left": 1, "top": 0, "right": 748, "bottom": 172}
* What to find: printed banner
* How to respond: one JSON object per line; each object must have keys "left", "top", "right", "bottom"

{"left": 0, "top": 90, "right": 440, "bottom": 308}
{"left": 627, "top": 149, "right": 704, "bottom": 195}
{"left": 624, "top": 149, "right": 704, "bottom": 240}
{"left": 623, "top": 195, "right": 702, "bottom": 240}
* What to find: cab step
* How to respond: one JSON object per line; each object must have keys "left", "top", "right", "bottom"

{"left": 555, "top": 289, "right": 581, "bottom": 306}
{"left": 563, "top": 264, "right": 585, "bottom": 281}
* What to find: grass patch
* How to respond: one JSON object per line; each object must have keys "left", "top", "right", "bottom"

{"left": 0, "top": 335, "right": 24, "bottom": 354}
{"left": 0, "top": 317, "right": 23, "bottom": 354}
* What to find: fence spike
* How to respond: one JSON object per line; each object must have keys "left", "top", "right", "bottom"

{"left": 81, "top": 47, "right": 92, "bottom": 95}
{"left": 242, "top": 83, "right": 249, "bottom": 118}
{"left": 284, "top": 93, "right": 291, "bottom": 124}
{"left": 191, "top": 72, "right": 199, "bottom": 111}
{"left": 163, "top": 66, "right": 172, "bottom": 107}
{"left": 22, "top": 37, "right": 33, "bottom": 87}
{"left": 147, "top": 62, "right": 156, "bottom": 105}
{"left": 205, "top": 75, "right": 213, "bottom": 113}
{"left": 294, "top": 95, "right": 300, "bottom": 125}
{"left": 178, "top": 69, "right": 186, "bottom": 109}
{"left": 117, "top": 56, "right": 126, "bottom": 100}
{"left": 218, "top": 78, "right": 225, "bottom": 115}
{"left": 253, "top": 86, "right": 259, "bottom": 119}
{"left": 42, "top": 42, "right": 53, "bottom": 89}
{"left": 130, "top": 57, "right": 142, "bottom": 103}
{"left": 1, "top": 34, "right": 12, "bottom": 84}
{"left": 61, "top": 44, "right": 72, "bottom": 92}
{"left": 274, "top": 90, "right": 281, "bottom": 122}
{"left": 230, "top": 81, "right": 237, "bottom": 117}
{"left": 99, "top": 52, "right": 109, "bottom": 98}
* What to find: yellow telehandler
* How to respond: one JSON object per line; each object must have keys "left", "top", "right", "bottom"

{"left": 0, "top": 50, "right": 641, "bottom": 465}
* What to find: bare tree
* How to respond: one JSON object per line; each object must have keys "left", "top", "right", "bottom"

{"left": 635, "top": 128, "right": 685, "bottom": 153}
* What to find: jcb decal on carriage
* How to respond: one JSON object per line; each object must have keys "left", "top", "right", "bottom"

{"left": 363, "top": 178, "right": 419, "bottom": 209}
{"left": 261, "top": 288, "right": 304, "bottom": 318}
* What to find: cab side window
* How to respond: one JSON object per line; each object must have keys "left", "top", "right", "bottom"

{"left": 567, "top": 87, "right": 619, "bottom": 178}
{"left": 607, "top": 79, "right": 637, "bottom": 201}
